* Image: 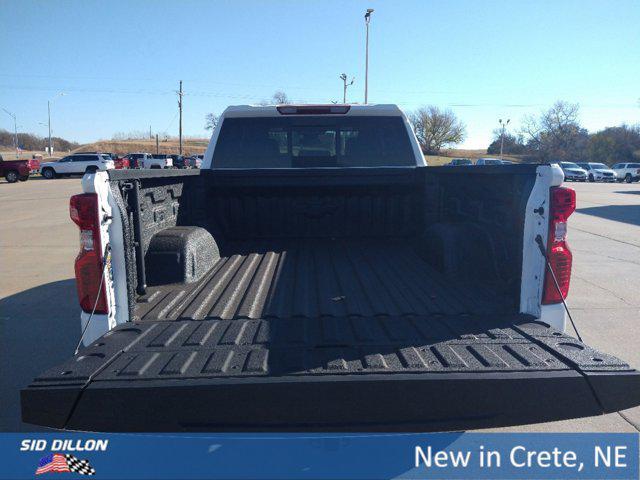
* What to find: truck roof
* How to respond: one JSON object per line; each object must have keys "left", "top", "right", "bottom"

{"left": 221, "top": 104, "right": 405, "bottom": 118}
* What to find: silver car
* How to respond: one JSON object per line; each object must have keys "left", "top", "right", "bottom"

{"left": 558, "top": 162, "right": 587, "bottom": 182}
{"left": 475, "top": 157, "right": 503, "bottom": 165}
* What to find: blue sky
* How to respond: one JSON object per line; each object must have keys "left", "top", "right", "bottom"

{"left": 1, "top": 0, "right": 638, "bottom": 148}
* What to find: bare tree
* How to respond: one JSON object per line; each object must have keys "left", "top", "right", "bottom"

{"left": 272, "top": 90, "right": 290, "bottom": 104}
{"left": 408, "top": 106, "right": 466, "bottom": 154}
{"left": 520, "top": 101, "right": 588, "bottom": 162}
{"left": 204, "top": 113, "right": 219, "bottom": 131}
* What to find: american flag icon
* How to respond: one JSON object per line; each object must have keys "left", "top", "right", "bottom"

{"left": 35, "top": 453, "right": 96, "bottom": 476}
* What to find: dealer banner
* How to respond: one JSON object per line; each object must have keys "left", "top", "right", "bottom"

{"left": 2, "top": 432, "right": 638, "bottom": 479}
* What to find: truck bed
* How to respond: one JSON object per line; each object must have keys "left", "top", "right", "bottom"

{"left": 134, "top": 238, "right": 510, "bottom": 322}
{"left": 22, "top": 238, "right": 640, "bottom": 431}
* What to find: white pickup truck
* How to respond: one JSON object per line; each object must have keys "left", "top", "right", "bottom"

{"left": 143, "top": 153, "right": 174, "bottom": 169}
{"left": 22, "top": 104, "right": 640, "bottom": 432}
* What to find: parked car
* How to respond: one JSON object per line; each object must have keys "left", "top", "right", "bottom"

{"left": 122, "top": 153, "right": 152, "bottom": 169}
{"left": 475, "top": 157, "right": 503, "bottom": 165}
{"left": 22, "top": 103, "right": 640, "bottom": 433}
{"left": 40, "top": 153, "right": 115, "bottom": 179}
{"left": 612, "top": 162, "right": 640, "bottom": 183}
{"left": 575, "top": 162, "right": 617, "bottom": 182}
{"left": 144, "top": 154, "right": 174, "bottom": 169}
{"left": 169, "top": 154, "right": 186, "bottom": 168}
{"left": 113, "top": 156, "right": 130, "bottom": 169}
{"left": 557, "top": 162, "right": 587, "bottom": 182}
{"left": 0, "top": 154, "right": 30, "bottom": 183}
{"left": 28, "top": 154, "right": 42, "bottom": 173}
{"left": 500, "top": 160, "right": 515, "bottom": 165}
{"left": 446, "top": 158, "right": 472, "bottom": 166}
{"left": 184, "top": 155, "right": 203, "bottom": 168}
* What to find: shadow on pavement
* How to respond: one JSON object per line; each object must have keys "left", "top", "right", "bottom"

{"left": 614, "top": 190, "right": 640, "bottom": 195}
{"left": 577, "top": 205, "right": 640, "bottom": 227}
{"left": 0, "top": 279, "right": 79, "bottom": 431}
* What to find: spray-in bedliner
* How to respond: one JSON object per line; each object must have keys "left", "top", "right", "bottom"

{"left": 22, "top": 312, "right": 640, "bottom": 431}
{"left": 134, "top": 238, "right": 511, "bottom": 322}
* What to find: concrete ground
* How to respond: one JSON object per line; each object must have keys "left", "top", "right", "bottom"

{"left": 1, "top": 177, "right": 639, "bottom": 432}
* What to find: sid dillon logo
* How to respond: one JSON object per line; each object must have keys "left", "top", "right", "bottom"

{"left": 21, "top": 439, "right": 107, "bottom": 476}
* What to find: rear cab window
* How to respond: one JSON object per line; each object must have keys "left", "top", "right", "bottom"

{"left": 212, "top": 116, "right": 415, "bottom": 168}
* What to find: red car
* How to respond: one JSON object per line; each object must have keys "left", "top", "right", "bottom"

{"left": 113, "top": 156, "right": 130, "bottom": 169}
{"left": 102, "top": 152, "right": 129, "bottom": 169}
{"left": 0, "top": 154, "right": 30, "bottom": 183}
{"left": 28, "top": 154, "right": 42, "bottom": 173}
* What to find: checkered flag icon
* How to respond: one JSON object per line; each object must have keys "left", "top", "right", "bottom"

{"left": 65, "top": 454, "right": 96, "bottom": 476}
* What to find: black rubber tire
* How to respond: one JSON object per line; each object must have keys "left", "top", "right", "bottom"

{"left": 625, "top": 174, "right": 633, "bottom": 183}
{"left": 5, "top": 170, "right": 18, "bottom": 183}
{"left": 42, "top": 168, "right": 56, "bottom": 179}
{"left": 588, "top": 174, "right": 595, "bottom": 182}
{"left": 19, "top": 175, "right": 29, "bottom": 182}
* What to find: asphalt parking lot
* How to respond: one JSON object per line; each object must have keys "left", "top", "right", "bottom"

{"left": 1, "top": 177, "right": 639, "bottom": 432}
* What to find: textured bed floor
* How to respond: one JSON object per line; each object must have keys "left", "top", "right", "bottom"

{"left": 135, "top": 238, "right": 510, "bottom": 322}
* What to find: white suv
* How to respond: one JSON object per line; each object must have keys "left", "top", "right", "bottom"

{"left": 576, "top": 162, "right": 617, "bottom": 182}
{"left": 40, "top": 153, "right": 115, "bottom": 179}
{"left": 612, "top": 162, "right": 640, "bottom": 183}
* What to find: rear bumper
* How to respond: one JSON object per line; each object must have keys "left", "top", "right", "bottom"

{"left": 21, "top": 318, "right": 640, "bottom": 432}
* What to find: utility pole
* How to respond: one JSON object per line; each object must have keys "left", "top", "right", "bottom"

{"left": 364, "top": 8, "right": 374, "bottom": 104}
{"left": 2, "top": 108, "right": 18, "bottom": 157}
{"left": 48, "top": 101, "right": 52, "bottom": 155}
{"left": 178, "top": 80, "right": 183, "bottom": 156}
{"left": 339, "top": 74, "right": 355, "bottom": 103}
{"left": 47, "top": 92, "right": 67, "bottom": 156}
{"left": 156, "top": 134, "right": 159, "bottom": 154}
{"left": 149, "top": 125, "right": 152, "bottom": 139}
{"left": 498, "top": 118, "right": 510, "bottom": 160}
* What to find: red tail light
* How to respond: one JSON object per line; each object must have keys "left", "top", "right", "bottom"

{"left": 70, "top": 193, "right": 108, "bottom": 314}
{"left": 542, "top": 186, "right": 576, "bottom": 304}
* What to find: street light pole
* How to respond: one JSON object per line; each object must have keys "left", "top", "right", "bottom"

{"left": 339, "top": 73, "right": 354, "bottom": 103}
{"left": 2, "top": 108, "right": 18, "bottom": 157}
{"left": 498, "top": 118, "right": 510, "bottom": 160}
{"left": 48, "top": 100, "right": 52, "bottom": 156}
{"left": 364, "top": 8, "right": 374, "bottom": 104}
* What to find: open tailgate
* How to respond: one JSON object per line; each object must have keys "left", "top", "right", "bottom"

{"left": 21, "top": 316, "right": 640, "bottom": 432}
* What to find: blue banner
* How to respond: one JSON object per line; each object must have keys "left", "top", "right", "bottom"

{"left": 3, "top": 432, "right": 638, "bottom": 479}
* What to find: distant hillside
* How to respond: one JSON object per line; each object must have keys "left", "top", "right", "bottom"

{"left": 73, "top": 138, "right": 209, "bottom": 156}
{"left": 0, "top": 129, "right": 79, "bottom": 152}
